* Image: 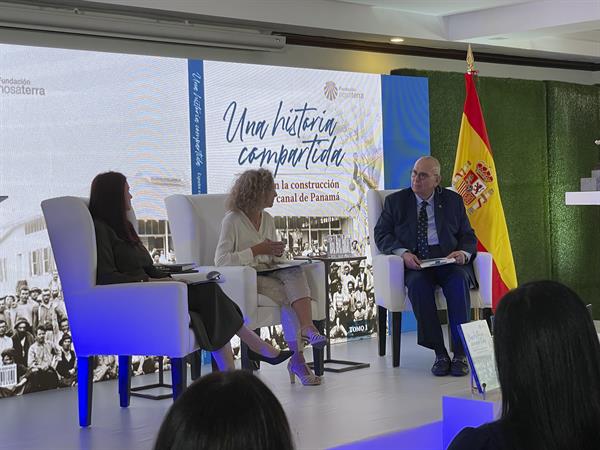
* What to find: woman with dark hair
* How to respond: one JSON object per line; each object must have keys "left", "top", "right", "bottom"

{"left": 89, "top": 171, "right": 292, "bottom": 370}
{"left": 215, "top": 168, "right": 326, "bottom": 386}
{"left": 154, "top": 370, "right": 294, "bottom": 450}
{"left": 449, "top": 280, "right": 600, "bottom": 450}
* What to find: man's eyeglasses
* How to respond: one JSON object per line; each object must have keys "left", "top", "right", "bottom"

{"left": 411, "top": 170, "right": 436, "bottom": 181}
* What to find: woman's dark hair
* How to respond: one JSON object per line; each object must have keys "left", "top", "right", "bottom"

{"left": 89, "top": 171, "right": 139, "bottom": 244}
{"left": 494, "top": 280, "right": 600, "bottom": 450}
{"left": 154, "top": 370, "right": 294, "bottom": 450}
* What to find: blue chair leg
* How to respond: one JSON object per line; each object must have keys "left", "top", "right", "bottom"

{"left": 118, "top": 355, "right": 131, "bottom": 407}
{"left": 171, "top": 357, "right": 187, "bottom": 401}
{"left": 378, "top": 306, "right": 388, "bottom": 356}
{"left": 77, "top": 356, "right": 94, "bottom": 427}
{"left": 392, "top": 311, "right": 402, "bottom": 367}
{"left": 190, "top": 350, "right": 202, "bottom": 381}
{"left": 211, "top": 354, "right": 219, "bottom": 372}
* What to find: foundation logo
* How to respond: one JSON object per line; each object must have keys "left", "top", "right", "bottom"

{"left": 0, "top": 76, "right": 46, "bottom": 96}
{"left": 453, "top": 160, "right": 495, "bottom": 215}
{"left": 324, "top": 81, "right": 338, "bottom": 101}
{"left": 323, "top": 81, "right": 364, "bottom": 102}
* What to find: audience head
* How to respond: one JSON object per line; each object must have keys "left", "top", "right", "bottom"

{"left": 494, "top": 280, "right": 600, "bottom": 450}
{"left": 154, "top": 370, "right": 293, "bottom": 450}
{"left": 227, "top": 168, "right": 276, "bottom": 213}
{"left": 89, "top": 171, "right": 139, "bottom": 244}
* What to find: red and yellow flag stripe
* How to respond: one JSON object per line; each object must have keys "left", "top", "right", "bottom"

{"left": 452, "top": 73, "right": 517, "bottom": 308}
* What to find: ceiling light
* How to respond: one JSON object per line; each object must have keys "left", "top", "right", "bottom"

{"left": 390, "top": 37, "right": 405, "bottom": 44}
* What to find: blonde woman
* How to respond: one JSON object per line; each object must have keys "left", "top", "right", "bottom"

{"left": 215, "top": 168, "right": 327, "bottom": 386}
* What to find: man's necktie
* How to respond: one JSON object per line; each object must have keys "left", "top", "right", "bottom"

{"left": 416, "top": 201, "right": 429, "bottom": 259}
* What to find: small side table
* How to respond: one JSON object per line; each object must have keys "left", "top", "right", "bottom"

{"left": 296, "top": 255, "right": 371, "bottom": 373}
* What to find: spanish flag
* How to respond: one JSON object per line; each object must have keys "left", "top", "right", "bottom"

{"left": 452, "top": 70, "right": 517, "bottom": 309}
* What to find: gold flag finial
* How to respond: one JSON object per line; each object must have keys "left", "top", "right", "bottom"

{"left": 466, "top": 44, "right": 475, "bottom": 73}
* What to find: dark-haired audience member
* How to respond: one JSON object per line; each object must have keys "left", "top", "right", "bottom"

{"left": 55, "top": 334, "right": 77, "bottom": 387}
{"left": 12, "top": 318, "right": 34, "bottom": 367}
{"left": 154, "top": 370, "right": 294, "bottom": 450}
{"left": 449, "top": 280, "right": 600, "bottom": 450}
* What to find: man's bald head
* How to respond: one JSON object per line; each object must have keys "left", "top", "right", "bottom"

{"left": 411, "top": 157, "right": 441, "bottom": 198}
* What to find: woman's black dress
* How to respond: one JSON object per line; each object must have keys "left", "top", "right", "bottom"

{"left": 93, "top": 219, "right": 243, "bottom": 351}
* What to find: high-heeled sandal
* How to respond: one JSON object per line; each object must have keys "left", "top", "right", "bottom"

{"left": 247, "top": 349, "right": 294, "bottom": 366}
{"left": 287, "top": 360, "right": 321, "bottom": 386}
{"left": 300, "top": 326, "right": 327, "bottom": 349}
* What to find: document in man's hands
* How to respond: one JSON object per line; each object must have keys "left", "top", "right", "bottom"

{"left": 419, "top": 257, "right": 456, "bottom": 269}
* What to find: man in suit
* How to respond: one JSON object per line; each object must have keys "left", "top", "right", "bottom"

{"left": 374, "top": 156, "right": 477, "bottom": 376}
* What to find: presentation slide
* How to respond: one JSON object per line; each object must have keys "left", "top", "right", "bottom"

{"left": 0, "top": 42, "right": 429, "bottom": 395}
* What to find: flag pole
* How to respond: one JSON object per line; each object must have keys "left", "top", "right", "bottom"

{"left": 466, "top": 44, "right": 478, "bottom": 76}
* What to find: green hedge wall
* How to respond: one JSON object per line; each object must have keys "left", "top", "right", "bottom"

{"left": 392, "top": 69, "right": 599, "bottom": 316}
{"left": 546, "top": 82, "right": 600, "bottom": 310}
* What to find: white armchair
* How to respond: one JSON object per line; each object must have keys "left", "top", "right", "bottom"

{"left": 41, "top": 196, "right": 200, "bottom": 427}
{"left": 366, "top": 189, "right": 493, "bottom": 367}
{"left": 165, "top": 193, "right": 327, "bottom": 374}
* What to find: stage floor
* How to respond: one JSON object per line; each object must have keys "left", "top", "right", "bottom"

{"left": 0, "top": 329, "right": 473, "bottom": 450}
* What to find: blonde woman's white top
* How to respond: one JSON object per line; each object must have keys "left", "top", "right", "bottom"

{"left": 214, "top": 210, "right": 285, "bottom": 268}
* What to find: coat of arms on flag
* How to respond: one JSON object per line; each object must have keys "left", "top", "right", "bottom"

{"left": 453, "top": 160, "right": 495, "bottom": 215}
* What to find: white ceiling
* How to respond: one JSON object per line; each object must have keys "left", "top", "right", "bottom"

{"left": 5, "top": 0, "right": 600, "bottom": 63}
{"left": 333, "top": 0, "right": 533, "bottom": 16}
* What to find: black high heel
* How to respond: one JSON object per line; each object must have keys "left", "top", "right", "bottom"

{"left": 247, "top": 349, "right": 294, "bottom": 366}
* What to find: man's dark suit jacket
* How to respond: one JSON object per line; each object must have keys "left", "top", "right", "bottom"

{"left": 374, "top": 187, "right": 478, "bottom": 286}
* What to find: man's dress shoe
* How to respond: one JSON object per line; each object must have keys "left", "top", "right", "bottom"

{"left": 431, "top": 355, "right": 451, "bottom": 376}
{"left": 450, "top": 356, "right": 470, "bottom": 377}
